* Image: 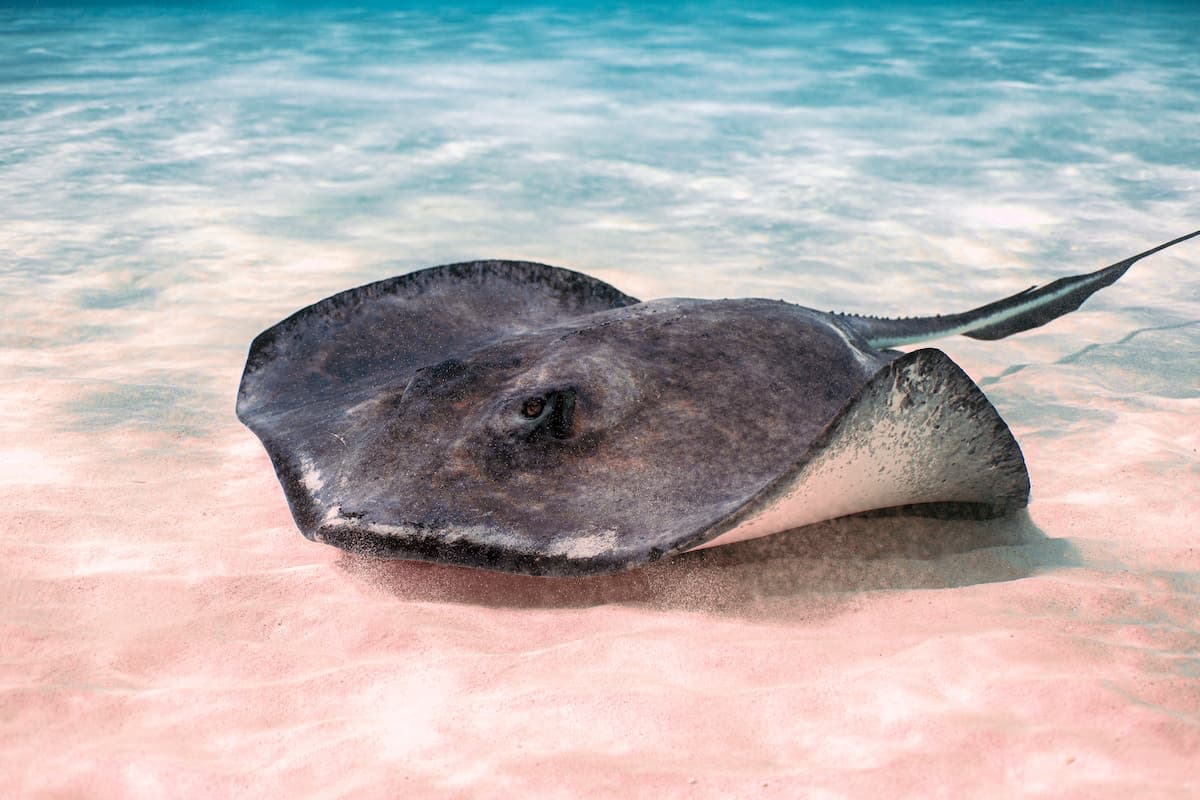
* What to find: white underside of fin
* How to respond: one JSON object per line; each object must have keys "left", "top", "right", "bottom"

{"left": 690, "top": 349, "right": 1029, "bottom": 551}
{"left": 693, "top": 413, "right": 941, "bottom": 549}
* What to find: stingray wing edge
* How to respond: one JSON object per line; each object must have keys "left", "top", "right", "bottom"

{"left": 684, "top": 348, "right": 1031, "bottom": 553}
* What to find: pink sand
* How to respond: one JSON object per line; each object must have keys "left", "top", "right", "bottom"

{"left": 3, "top": 262, "right": 1198, "bottom": 799}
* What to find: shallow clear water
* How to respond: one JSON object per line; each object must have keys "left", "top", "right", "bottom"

{"left": 3, "top": 3, "right": 1198, "bottom": 797}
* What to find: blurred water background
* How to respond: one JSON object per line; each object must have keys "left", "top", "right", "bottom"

{"left": 3, "top": 2, "right": 1198, "bottom": 796}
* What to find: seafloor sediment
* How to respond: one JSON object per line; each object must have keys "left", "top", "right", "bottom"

{"left": 2, "top": 3, "right": 1197, "bottom": 797}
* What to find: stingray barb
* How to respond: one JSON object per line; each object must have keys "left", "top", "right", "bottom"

{"left": 237, "top": 231, "right": 1197, "bottom": 576}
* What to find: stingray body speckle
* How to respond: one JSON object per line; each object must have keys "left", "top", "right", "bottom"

{"left": 237, "top": 231, "right": 1197, "bottom": 576}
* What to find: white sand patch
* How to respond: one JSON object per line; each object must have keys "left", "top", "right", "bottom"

{"left": 0, "top": 448, "right": 70, "bottom": 486}
{"left": 1059, "top": 490, "right": 1122, "bottom": 507}
{"left": 67, "top": 542, "right": 162, "bottom": 576}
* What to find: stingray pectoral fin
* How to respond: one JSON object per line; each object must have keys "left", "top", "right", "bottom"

{"left": 692, "top": 348, "right": 1030, "bottom": 551}
{"left": 838, "top": 229, "right": 1199, "bottom": 348}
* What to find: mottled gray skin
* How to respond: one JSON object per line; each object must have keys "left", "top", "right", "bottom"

{"left": 237, "top": 260, "right": 1018, "bottom": 575}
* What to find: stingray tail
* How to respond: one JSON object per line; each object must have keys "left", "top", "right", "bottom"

{"left": 838, "top": 230, "right": 1199, "bottom": 349}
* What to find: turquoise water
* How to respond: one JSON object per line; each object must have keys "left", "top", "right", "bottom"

{"left": 3, "top": 3, "right": 1198, "bottom": 796}
{"left": 5, "top": 2, "right": 1197, "bottom": 291}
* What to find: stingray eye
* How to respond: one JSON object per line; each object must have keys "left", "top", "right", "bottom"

{"left": 521, "top": 397, "right": 546, "bottom": 418}
{"left": 515, "top": 390, "right": 576, "bottom": 440}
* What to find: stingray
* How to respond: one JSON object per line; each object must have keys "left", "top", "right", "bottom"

{"left": 237, "top": 230, "right": 1198, "bottom": 576}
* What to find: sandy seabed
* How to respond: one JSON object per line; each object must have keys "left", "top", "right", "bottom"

{"left": 4, "top": 270, "right": 1198, "bottom": 799}
{"left": 3, "top": 3, "right": 1199, "bottom": 798}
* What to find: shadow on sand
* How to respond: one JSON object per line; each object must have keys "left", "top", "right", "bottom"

{"left": 338, "top": 510, "right": 1079, "bottom": 616}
